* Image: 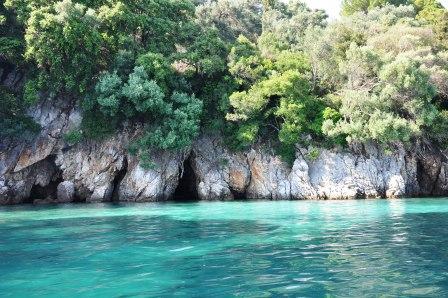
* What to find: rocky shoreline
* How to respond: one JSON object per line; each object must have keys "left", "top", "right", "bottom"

{"left": 1, "top": 66, "right": 448, "bottom": 205}
{"left": 1, "top": 95, "right": 448, "bottom": 205}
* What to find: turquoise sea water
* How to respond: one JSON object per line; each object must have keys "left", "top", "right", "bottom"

{"left": 1, "top": 199, "right": 448, "bottom": 297}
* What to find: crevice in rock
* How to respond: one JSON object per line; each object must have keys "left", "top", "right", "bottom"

{"left": 28, "top": 177, "right": 63, "bottom": 203}
{"left": 173, "top": 154, "right": 199, "bottom": 202}
{"left": 230, "top": 188, "right": 246, "bottom": 201}
{"left": 416, "top": 146, "right": 443, "bottom": 196}
{"left": 27, "top": 155, "right": 63, "bottom": 203}
{"left": 0, "top": 60, "right": 15, "bottom": 84}
{"left": 111, "top": 156, "right": 128, "bottom": 202}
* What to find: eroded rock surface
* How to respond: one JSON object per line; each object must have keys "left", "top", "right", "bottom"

{"left": 118, "top": 152, "right": 184, "bottom": 202}
{"left": 191, "top": 135, "right": 421, "bottom": 201}
{"left": 0, "top": 97, "right": 447, "bottom": 205}
{"left": 0, "top": 97, "right": 184, "bottom": 204}
{"left": 57, "top": 181, "right": 75, "bottom": 203}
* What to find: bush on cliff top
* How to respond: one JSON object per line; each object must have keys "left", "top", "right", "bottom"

{"left": 1, "top": 0, "right": 448, "bottom": 162}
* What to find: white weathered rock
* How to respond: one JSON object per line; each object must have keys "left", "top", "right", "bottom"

{"left": 246, "top": 149, "right": 291, "bottom": 200}
{"left": 289, "top": 156, "right": 318, "bottom": 199}
{"left": 55, "top": 136, "right": 126, "bottom": 203}
{"left": 305, "top": 145, "right": 418, "bottom": 199}
{"left": 0, "top": 158, "right": 58, "bottom": 204}
{"left": 191, "top": 136, "right": 421, "bottom": 201}
{"left": 191, "top": 136, "right": 241, "bottom": 200}
{"left": 0, "top": 94, "right": 445, "bottom": 205}
{"left": 13, "top": 99, "right": 75, "bottom": 172}
{"left": 118, "top": 152, "right": 184, "bottom": 202}
{"left": 57, "top": 181, "right": 75, "bottom": 203}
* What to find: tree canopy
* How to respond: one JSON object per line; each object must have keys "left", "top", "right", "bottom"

{"left": 2, "top": 0, "right": 448, "bottom": 164}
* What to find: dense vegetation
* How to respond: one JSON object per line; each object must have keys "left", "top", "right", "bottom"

{"left": 1, "top": 0, "right": 448, "bottom": 164}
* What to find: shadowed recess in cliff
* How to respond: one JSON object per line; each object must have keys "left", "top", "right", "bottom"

{"left": 0, "top": 60, "right": 16, "bottom": 83}
{"left": 230, "top": 187, "right": 247, "bottom": 200}
{"left": 27, "top": 156, "right": 63, "bottom": 203}
{"left": 173, "top": 155, "right": 199, "bottom": 201}
{"left": 111, "top": 156, "right": 128, "bottom": 202}
{"left": 416, "top": 149, "right": 443, "bottom": 196}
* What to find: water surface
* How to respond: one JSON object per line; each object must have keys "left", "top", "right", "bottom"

{"left": 1, "top": 199, "right": 448, "bottom": 297}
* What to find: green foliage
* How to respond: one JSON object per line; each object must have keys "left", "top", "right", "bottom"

{"left": 198, "top": 76, "right": 237, "bottom": 130}
{"left": 0, "top": 37, "right": 23, "bottom": 63}
{"left": 122, "top": 67, "right": 168, "bottom": 115}
{"left": 83, "top": 65, "right": 202, "bottom": 162}
{"left": 3, "top": 0, "right": 448, "bottom": 164}
{"left": 80, "top": 109, "right": 118, "bottom": 139}
{"left": 195, "top": 0, "right": 262, "bottom": 43}
{"left": 1, "top": 1, "right": 25, "bottom": 64}
{"left": 307, "top": 147, "right": 320, "bottom": 161}
{"left": 137, "top": 92, "right": 203, "bottom": 151}
{"left": 227, "top": 43, "right": 325, "bottom": 161}
{"left": 137, "top": 52, "right": 174, "bottom": 93}
{"left": 0, "top": 87, "right": 40, "bottom": 140}
{"left": 182, "top": 29, "right": 228, "bottom": 78}
{"left": 235, "top": 122, "right": 260, "bottom": 147}
{"left": 259, "top": 0, "right": 327, "bottom": 54}
{"left": 63, "top": 129, "right": 83, "bottom": 145}
{"left": 24, "top": 0, "right": 104, "bottom": 94}
{"left": 430, "top": 110, "right": 448, "bottom": 148}
{"left": 414, "top": 0, "right": 448, "bottom": 45}
{"left": 23, "top": 79, "right": 39, "bottom": 104}
{"left": 228, "top": 36, "right": 267, "bottom": 87}
{"left": 323, "top": 56, "right": 439, "bottom": 144}
{"left": 342, "top": 0, "right": 411, "bottom": 15}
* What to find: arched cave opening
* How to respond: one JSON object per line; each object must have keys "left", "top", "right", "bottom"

{"left": 231, "top": 189, "right": 246, "bottom": 201}
{"left": 27, "top": 176, "right": 63, "bottom": 204}
{"left": 173, "top": 156, "right": 199, "bottom": 202}
{"left": 25, "top": 155, "right": 63, "bottom": 204}
{"left": 111, "top": 157, "right": 128, "bottom": 202}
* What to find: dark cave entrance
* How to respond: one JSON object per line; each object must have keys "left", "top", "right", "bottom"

{"left": 27, "top": 176, "right": 63, "bottom": 203}
{"left": 173, "top": 156, "right": 199, "bottom": 202}
{"left": 111, "top": 157, "right": 128, "bottom": 202}
{"left": 25, "top": 155, "right": 63, "bottom": 204}
{"left": 231, "top": 189, "right": 246, "bottom": 201}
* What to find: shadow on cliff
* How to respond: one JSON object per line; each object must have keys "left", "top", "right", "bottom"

{"left": 173, "top": 155, "right": 199, "bottom": 202}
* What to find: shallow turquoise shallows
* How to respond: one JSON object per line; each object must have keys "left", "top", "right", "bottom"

{"left": 1, "top": 199, "right": 448, "bottom": 297}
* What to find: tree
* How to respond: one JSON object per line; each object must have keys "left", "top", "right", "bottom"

{"left": 195, "top": 0, "right": 262, "bottom": 43}
{"left": 25, "top": 0, "right": 105, "bottom": 94}
{"left": 323, "top": 54, "right": 439, "bottom": 144}
{"left": 414, "top": 0, "right": 448, "bottom": 45}
{"left": 82, "top": 65, "right": 203, "bottom": 167}
{"left": 227, "top": 49, "right": 324, "bottom": 160}
{"left": 228, "top": 35, "right": 267, "bottom": 88}
{"left": 341, "top": 0, "right": 411, "bottom": 15}
{"left": 1, "top": 0, "right": 24, "bottom": 64}
{"left": 0, "top": 87, "right": 40, "bottom": 141}
{"left": 260, "top": 0, "right": 327, "bottom": 53}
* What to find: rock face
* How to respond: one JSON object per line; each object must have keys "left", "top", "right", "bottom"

{"left": 0, "top": 96, "right": 185, "bottom": 204}
{"left": 1, "top": 68, "right": 448, "bottom": 204}
{"left": 118, "top": 152, "right": 184, "bottom": 202}
{"left": 191, "top": 135, "right": 422, "bottom": 201}
{"left": 57, "top": 181, "right": 75, "bottom": 203}
{"left": 55, "top": 135, "right": 127, "bottom": 203}
{"left": 1, "top": 98, "right": 447, "bottom": 205}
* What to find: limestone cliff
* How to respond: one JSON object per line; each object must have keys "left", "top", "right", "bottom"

{"left": 1, "top": 70, "right": 448, "bottom": 204}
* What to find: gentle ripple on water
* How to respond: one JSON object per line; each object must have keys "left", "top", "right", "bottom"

{"left": 0, "top": 199, "right": 448, "bottom": 297}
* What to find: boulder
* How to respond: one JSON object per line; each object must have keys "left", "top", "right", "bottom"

{"left": 118, "top": 152, "right": 184, "bottom": 202}
{"left": 57, "top": 181, "right": 75, "bottom": 203}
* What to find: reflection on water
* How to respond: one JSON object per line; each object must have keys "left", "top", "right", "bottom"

{"left": 1, "top": 199, "right": 448, "bottom": 297}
